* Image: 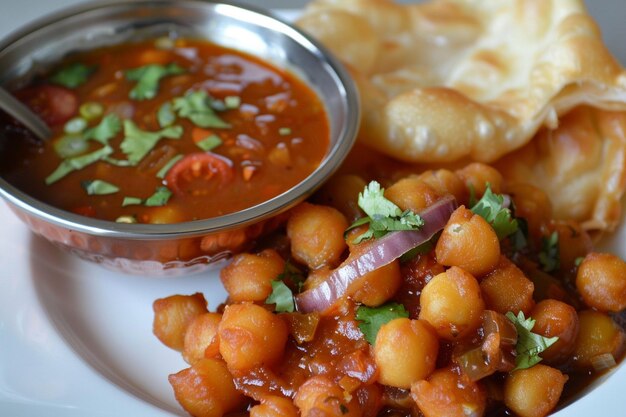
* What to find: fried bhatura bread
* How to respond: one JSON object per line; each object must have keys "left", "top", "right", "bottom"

{"left": 495, "top": 106, "right": 626, "bottom": 232}
{"left": 297, "top": 0, "right": 626, "bottom": 163}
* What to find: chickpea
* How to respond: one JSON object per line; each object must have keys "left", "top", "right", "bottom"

{"left": 287, "top": 202, "right": 348, "bottom": 269}
{"left": 218, "top": 303, "right": 288, "bottom": 371}
{"left": 504, "top": 364, "right": 567, "bottom": 417}
{"left": 546, "top": 220, "right": 592, "bottom": 271}
{"left": 351, "top": 260, "right": 402, "bottom": 307}
{"left": 153, "top": 293, "right": 208, "bottom": 351}
{"left": 303, "top": 267, "right": 332, "bottom": 291}
{"left": 294, "top": 375, "right": 361, "bottom": 417}
{"left": 169, "top": 358, "right": 245, "bottom": 417}
{"left": 455, "top": 162, "right": 504, "bottom": 197}
{"left": 374, "top": 318, "right": 439, "bottom": 388}
{"left": 576, "top": 252, "right": 626, "bottom": 312}
{"left": 410, "top": 367, "right": 486, "bottom": 417}
{"left": 480, "top": 256, "right": 535, "bottom": 315}
{"left": 435, "top": 206, "right": 500, "bottom": 277}
{"left": 417, "top": 169, "right": 467, "bottom": 204}
{"left": 384, "top": 176, "right": 441, "bottom": 212}
{"left": 183, "top": 312, "right": 222, "bottom": 364}
{"left": 419, "top": 267, "right": 485, "bottom": 340}
{"left": 530, "top": 300, "right": 579, "bottom": 365}
{"left": 314, "top": 174, "right": 367, "bottom": 222}
{"left": 506, "top": 182, "right": 552, "bottom": 239}
{"left": 220, "top": 249, "right": 285, "bottom": 302}
{"left": 572, "top": 309, "right": 625, "bottom": 369}
{"left": 250, "top": 396, "right": 298, "bottom": 417}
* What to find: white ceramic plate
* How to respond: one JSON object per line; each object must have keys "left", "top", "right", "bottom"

{"left": 1, "top": 1, "right": 626, "bottom": 417}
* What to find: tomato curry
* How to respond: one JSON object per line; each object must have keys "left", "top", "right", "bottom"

{"left": 0, "top": 38, "right": 329, "bottom": 223}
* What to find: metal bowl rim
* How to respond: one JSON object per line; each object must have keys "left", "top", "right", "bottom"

{"left": 0, "top": 0, "right": 360, "bottom": 239}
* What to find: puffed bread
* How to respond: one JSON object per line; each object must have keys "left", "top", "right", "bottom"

{"left": 297, "top": 0, "right": 626, "bottom": 163}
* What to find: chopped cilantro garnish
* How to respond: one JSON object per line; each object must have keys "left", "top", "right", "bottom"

{"left": 157, "top": 101, "right": 176, "bottom": 128}
{"left": 122, "top": 196, "right": 143, "bottom": 207}
{"left": 574, "top": 256, "right": 585, "bottom": 267}
{"left": 84, "top": 114, "right": 121, "bottom": 145}
{"left": 103, "top": 157, "right": 134, "bottom": 167}
{"left": 49, "top": 63, "right": 96, "bottom": 88}
{"left": 539, "top": 231, "right": 560, "bottom": 272}
{"left": 356, "top": 303, "right": 409, "bottom": 345}
{"left": 265, "top": 280, "right": 295, "bottom": 313}
{"left": 45, "top": 145, "right": 113, "bottom": 184}
{"left": 346, "top": 181, "right": 424, "bottom": 244}
{"left": 156, "top": 154, "right": 183, "bottom": 179}
{"left": 125, "top": 63, "right": 186, "bottom": 100}
{"left": 144, "top": 186, "right": 173, "bottom": 207}
{"left": 81, "top": 179, "right": 119, "bottom": 195}
{"left": 195, "top": 134, "right": 222, "bottom": 151}
{"left": 278, "top": 127, "right": 292, "bottom": 136}
{"left": 470, "top": 184, "right": 518, "bottom": 240}
{"left": 506, "top": 311, "right": 558, "bottom": 370}
{"left": 120, "top": 120, "right": 183, "bottom": 164}
{"left": 173, "top": 90, "right": 231, "bottom": 128}
{"left": 265, "top": 260, "right": 305, "bottom": 313}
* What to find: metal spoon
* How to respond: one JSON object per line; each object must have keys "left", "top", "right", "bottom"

{"left": 0, "top": 86, "right": 51, "bottom": 140}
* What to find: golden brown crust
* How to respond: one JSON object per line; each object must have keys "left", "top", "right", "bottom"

{"left": 298, "top": 0, "right": 626, "bottom": 163}
{"left": 495, "top": 106, "right": 626, "bottom": 232}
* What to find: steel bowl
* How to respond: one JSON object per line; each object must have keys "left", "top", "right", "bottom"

{"left": 0, "top": 0, "right": 359, "bottom": 275}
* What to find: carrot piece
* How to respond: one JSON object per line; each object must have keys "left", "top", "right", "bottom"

{"left": 242, "top": 165, "right": 256, "bottom": 181}
{"left": 138, "top": 49, "right": 173, "bottom": 65}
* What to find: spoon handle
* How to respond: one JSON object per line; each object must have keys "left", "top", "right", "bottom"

{"left": 0, "top": 87, "right": 51, "bottom": 140}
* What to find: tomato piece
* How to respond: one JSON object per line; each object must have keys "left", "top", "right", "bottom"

{"left": 165, "top": 152, "right": 234, "bottom": 196}
{"left": 72, "top": 205, "right": 97, "bottom": 218}
{"left": 14, "top": 84, "right": 78, "bottom": 126}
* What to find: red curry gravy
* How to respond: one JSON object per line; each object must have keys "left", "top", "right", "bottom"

{"left": 0, "top": 38, "right": 329, "bottom": 223}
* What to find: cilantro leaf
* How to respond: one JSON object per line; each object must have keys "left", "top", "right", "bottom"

{"left": 122, "top": 196, "right": 143, "bottom": 207}
{"left": 470, "top": 185, "right": 518, "bottom": 240}
{"left": 81, "top": 179, "right": 119, "bottom": 195}
{"left": 125, "top": 63, "right": 186, "bottom": 100}
{"left": 49, "top": 63, "right": 96, "bottom": 88}
{"left": 265, "top": 260, "right": 305, "bottom": 313}
{"left": 538, "top": 231, "right": 560, "bottom": 272}
{"left": 120, "top": 120, "right": 183, "bottom": 164}
{"left": 173, "top": 90, "right": 231, "bottom": 128}
{"left": 265, "top": 280, "right": 295, "bottom": 313}
{"left": 156, "top": 154, "right": 183, "bottom": 179}
{"left": 45, "top": 145, "right": 113, "bottom": 184}
{"left": 157, "top": 101, "right": 176, "bottom": 128}
{"left": 195, "top": 134, "right": 222, "bottom": 151}
{"left": 84, "top": 114, "right": 121, "bottom": 144}
{"left": 359, "top": 181, "right": 402, "bottom": 218}
{"left": 356, "top": 303, "right": 409, "bottom": 345}
{"left": 346, "top": 181, "right": 424, "bottom": 243}
{"left": 506, "top": 311, "right": 558, "bottom": 370}
{"left": 144, "top": 186, "right": 173, "bottom": 207}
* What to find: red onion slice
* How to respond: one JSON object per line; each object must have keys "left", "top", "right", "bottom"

{"left": 295, "top": 195, "right": 457, "bottom": 313}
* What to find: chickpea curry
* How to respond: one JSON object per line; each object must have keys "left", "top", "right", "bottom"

{"left": 152, "top": 160, "right": 626, "bottom": 417}
{"left": 0, "top": 38, "right": 329, "bottom": 223}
